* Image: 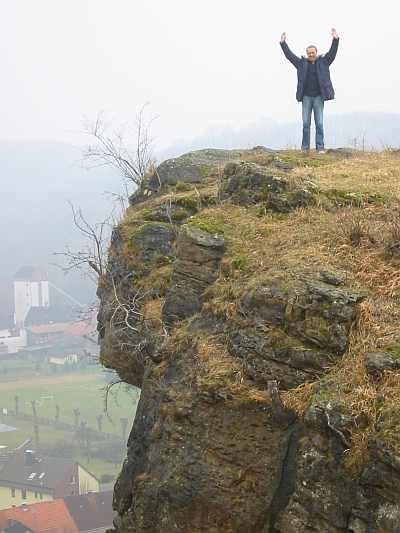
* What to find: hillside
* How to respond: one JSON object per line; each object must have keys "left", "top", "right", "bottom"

{"left": 98, "top": 147, "right": 400, "bottom": 532}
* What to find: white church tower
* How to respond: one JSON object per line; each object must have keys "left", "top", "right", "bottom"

{"left": 14, "top": 266, "right": 50, "bottom": 327}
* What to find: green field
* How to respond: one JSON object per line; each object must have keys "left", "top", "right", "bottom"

{"left": 0, "top": 375, "right": 139, "bottom": 434}
{"left": 0, "top": 358, "right": 96, "bottom": 383}
{"left": 0, "top": 372, "right": 139, "bottom": 479}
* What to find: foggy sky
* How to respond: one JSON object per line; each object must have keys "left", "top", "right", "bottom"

{"left": 1, "top": 1, "right": 399, "bottom": 149}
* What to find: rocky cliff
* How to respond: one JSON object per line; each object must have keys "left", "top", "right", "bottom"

{"left": 98, "top": 147, "right": 400, "bottom": 532}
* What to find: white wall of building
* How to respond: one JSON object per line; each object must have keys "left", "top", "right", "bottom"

{"left": 14, "top": 280, "right": 50, "bottom": 326}
{"left": 0, "top": 328, "right": 27, "bottom": 354}
{"left": 40, "top": 280, "right": 50, "bottom": 307}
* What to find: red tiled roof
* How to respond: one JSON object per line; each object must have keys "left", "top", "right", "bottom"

{"left": 65, "top": 320, "right": 96, "bottom": 337}
{"left": 0, "top": 500, "right": 78, "bottom": 533}
{"left": 27, "top": 320, "right": 96, "bottom": 337}
{"left": 27, "top": 323, "right": 70, "bottom": 335}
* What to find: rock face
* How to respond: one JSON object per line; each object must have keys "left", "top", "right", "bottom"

{"left": 149, "top": 147, "right": 277, "bottom": 186}
{"left": 98, "top": 149, "right": 400, "bottom": 532}
{"left": 162, "top": 225, "right": 225, "bottom": 327}
{"left": 365, "top": 351, "right": 400, "bottom": 377}
{"left": 229, "top": 277, "right": 364, "bottom": 390}
{"left": 221, "top": 160, "right": 319, "bottom": 212}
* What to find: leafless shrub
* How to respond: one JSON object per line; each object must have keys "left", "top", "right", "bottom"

{"left": 54, "top": 202, "right": 111, "bottom": 281}
{"left": 108, "top": 275, "right": 168, "bottom": 363}
{"left": 83, "top": 104, "right": 157, "bottom": 195}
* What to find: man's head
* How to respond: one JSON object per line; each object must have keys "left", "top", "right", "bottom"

{"left": 306, "top": 45, "right": 318, "bottom": 62}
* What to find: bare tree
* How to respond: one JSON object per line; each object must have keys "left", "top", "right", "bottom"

{"left": 82, "top": 105, "right": 157, "bottom": 194}
{"left": 31, "top": 400, "right": 37, "bottom": 421}
{"left": 54, "top": 202, "right": 110, "bottom": 281}
{"left": 73, "top": 408, "right": 81, "bottom": 429}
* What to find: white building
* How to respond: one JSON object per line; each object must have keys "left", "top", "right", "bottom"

{"left": 0, "top": 328, "right": 27, "bottom": 354}
{"left": 14, "top": 267, "right": 50, "bottom": 327}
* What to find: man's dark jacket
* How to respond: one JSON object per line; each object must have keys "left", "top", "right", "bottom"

{"left": 280, "top": 38, "right": 339, "bottom": 102}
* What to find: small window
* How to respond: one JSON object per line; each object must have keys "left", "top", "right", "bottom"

{"left": 11, "top": 488, "right": 15, "bottom": 497}
{"left": 21, "top": 488, "right": 27, "bottom": 499}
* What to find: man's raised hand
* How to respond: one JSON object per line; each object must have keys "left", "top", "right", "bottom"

{"left": 280, "top": 32, "right": 287, "bottom": 43}
{"left": 331, "top": 28, "right": 339, "bottom": 39}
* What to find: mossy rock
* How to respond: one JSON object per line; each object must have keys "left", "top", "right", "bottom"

{"left": 175, "top": 196, "right": 199, "bottom": 211}
{"left": 384, "top": 342, "right": 400, "bottom": 360}
{"left": 187, "top": 214, "right": 225, "bottom": 235}
{"left": 121, "top": 221, "right": 176, "bottom": 271}
{"left": 222, "top": 160, "right": 320, "bottom": 213}
{"left": 301, "top": 314, "right": 333, "bottom": 347}
{"left": 323, "top": 188, "right": 385, "bottom": 207}
{"left": 154, "top": 147, "right": 276, "bottom": 185}
{"left": 170, "top": 207, "right": 192, "bottom": 222}
{"left": 136, "top": 264, "right": 173, "bottom": 296}
{"left": 174, "top": 182, "right": 194, "bottom": 192}
{"left": 142, "top": 204, "right": 194, "bottom": 224}
{"left": 241, "top": 276, "right": 365, "bottom": 355}
{"left": 222, "top": 161, "right": 288, "bottom": 205}
{"left": 263, "top": 188, "right": 317, "bottom": 213}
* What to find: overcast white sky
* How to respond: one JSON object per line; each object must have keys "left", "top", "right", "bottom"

{"left": 1, "top": 0, "right": 399, "bottom": 148}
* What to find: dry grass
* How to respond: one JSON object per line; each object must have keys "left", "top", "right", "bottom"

{"left": 195, "top": 337, "right": 269, "bottom": 406}
{"left": 119, "top": 150, "right": 400, "bottom": 469}
{"left": 195, "top": 152, "right": 400, "bottom": 469}
{"left": 143, "top": 297, "right": 164, "bottom": 332}
{"left": 136, "top": 264, "right": 172, "bottom": 296}
{"left": 293, "top": 151, "right": 400, "bottom": 197}
{"left": 281, "top": 382, "right": 316, "bottom": 416}
{"left": 203, "top": 280, "right": 242, "bottom": 320}
{"left": 283, "top": 294, "right": 400, "bottom": 472}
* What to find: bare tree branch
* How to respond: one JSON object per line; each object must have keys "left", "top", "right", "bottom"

{"left": 54, "top": 201, "right": 111, "bottom": 281}
{"left": 82, "top": 105, "right": 157, "bottom": 194}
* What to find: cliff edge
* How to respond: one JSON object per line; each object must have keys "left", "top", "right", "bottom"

{"left": 98, "top": 147, "right": 400, "bottom": 532}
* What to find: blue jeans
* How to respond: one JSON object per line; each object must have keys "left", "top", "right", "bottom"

{"left": 302, "top": 95, "right": 324, "bottom": 150}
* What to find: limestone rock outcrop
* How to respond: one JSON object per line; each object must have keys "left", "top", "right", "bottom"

{"left": 98, "top": 148, "right": 400, "bottom": 532}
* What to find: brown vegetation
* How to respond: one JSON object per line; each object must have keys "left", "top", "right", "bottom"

{"left": 114, "top": 150, "right": 400, "bottom": 472}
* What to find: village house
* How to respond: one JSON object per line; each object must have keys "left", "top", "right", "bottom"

{"left": 0, "top": 266, "right": 97, "bottom": 360}
{"left": 0, "top": 499, "right": 78, "bottom": 533}
{"left": 0, "top": 491, "right": 113, "bottom": 533}
{"left": 63, "top": 491, "right": 114, "bottom": 532}
{"left": 0, "top": 449, "right": 99, "bottom": 510}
